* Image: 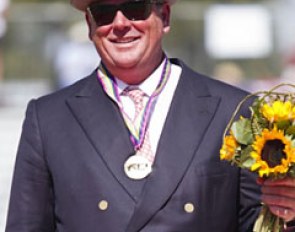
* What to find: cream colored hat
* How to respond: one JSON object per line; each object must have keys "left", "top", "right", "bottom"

{"left": 71, "top": 0, "right": 177, "bottom": 11}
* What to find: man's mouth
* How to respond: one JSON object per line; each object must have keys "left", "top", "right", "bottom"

{"left": 111, "top": 37, "right": 140, "bottom": 44}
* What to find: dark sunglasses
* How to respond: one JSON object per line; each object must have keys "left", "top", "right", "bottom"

{"left": 87, "top": 0, "right": 164, "bottom": 26}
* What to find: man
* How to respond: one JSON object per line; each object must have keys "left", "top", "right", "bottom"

{"left": 5, "top": 0, "right": 295, "bottom": 231}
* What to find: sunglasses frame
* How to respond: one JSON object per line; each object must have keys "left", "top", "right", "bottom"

{"left": 87, "top": 0, "right": 165, "bottom": 26}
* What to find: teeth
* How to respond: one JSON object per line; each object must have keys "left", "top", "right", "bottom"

{"left": 114, "top": 38, "right": 136, "bottom": 43}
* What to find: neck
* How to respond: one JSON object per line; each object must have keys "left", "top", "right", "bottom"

{"left": 103, "top": 53, "right": 166, "bottom": 85}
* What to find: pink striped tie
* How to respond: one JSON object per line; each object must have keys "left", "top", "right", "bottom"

{"left": 126, "top": 88, "right": 154, "bottom": 163}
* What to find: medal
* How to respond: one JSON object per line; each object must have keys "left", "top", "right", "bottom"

{"left": 97, "top": 56, "right": 171, "bottom": 180}
{"left": 124, "top": 155, "right": 152, "bottom": 180}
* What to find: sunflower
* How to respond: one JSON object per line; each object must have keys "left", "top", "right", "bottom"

{"left": 291, "top": 105, "right": 295, "bottom": 120}
{"left": 220, "top": 133, "right": 238, "bottom": 161}
{"left": 261, "top": 100, "right": 293, "bottom": 122}
{"left": 250, "top": 127, "right": 295, "bottom": 177}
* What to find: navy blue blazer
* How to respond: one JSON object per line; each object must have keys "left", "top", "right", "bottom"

{"left": 6, "top": 59, "right": 261, "bottom": 232}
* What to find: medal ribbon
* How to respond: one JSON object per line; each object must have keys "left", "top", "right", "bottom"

{"left": 97, "top": 57, "right": 171, "bottom": 150}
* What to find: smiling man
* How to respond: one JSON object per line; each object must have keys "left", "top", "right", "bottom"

{"left": 85, "top": 0, "right": 171, "bottom": 84}
{"left": 5, "top": 0, "right": 295, "bottom": 231}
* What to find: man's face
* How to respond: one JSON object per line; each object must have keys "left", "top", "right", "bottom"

{"left": 86, "top": 0, "right": 171, "bottom": 80}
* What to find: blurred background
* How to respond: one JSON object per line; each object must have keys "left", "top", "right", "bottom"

{"left": 1, "top": 0, "right": 295, "bottom": 230}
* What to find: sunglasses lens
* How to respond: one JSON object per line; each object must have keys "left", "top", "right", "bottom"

{"left": 122, "top": 1, "right": 152, "bottom": 21}
{"left": 89, "top": 1, "right": 154, "bottom": 26}
{"left": 89, "top": 4, "right": 117, "bottom": 26}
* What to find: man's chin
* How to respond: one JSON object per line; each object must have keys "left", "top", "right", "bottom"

{"left": 112, "top": 59, "right": 140, "bottom": 70}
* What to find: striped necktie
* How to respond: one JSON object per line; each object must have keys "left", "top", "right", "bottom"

{"left": 125, "top": 87, "right": 155, "bottom": 163}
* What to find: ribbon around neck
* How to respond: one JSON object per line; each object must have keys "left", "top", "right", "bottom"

{"left": 97, "top": 57, "right": 171, "bottom": 150}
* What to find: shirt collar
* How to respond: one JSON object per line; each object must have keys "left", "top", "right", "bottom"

{"left": 115, "top": 60, "right": 166, "bottom": 97}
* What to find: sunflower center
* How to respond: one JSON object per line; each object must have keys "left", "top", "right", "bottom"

{"left": 261, "top": 139, "right": 286, "bottom": 168}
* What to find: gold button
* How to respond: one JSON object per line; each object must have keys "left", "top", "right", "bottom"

{"left": 98, "top": 200, "right": 108, "bottom": 211}
{"left": 184, "top": 202, "right": 195, "bottom": 213}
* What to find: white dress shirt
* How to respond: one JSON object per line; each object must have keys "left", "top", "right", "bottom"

{"left": 115, "top": 60, "right": 181, "bottom": 155}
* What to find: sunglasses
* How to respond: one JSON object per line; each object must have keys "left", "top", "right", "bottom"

{"left": 87, "top": 0, "right": 164, "bottom": 27}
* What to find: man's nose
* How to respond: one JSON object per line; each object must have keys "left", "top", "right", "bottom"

{"left": 112, "top": 10, "right": 132, "bottom": 29}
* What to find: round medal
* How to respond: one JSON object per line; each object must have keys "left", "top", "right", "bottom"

{"left": 124, "top": 155, "right": 152, "bottom": 180}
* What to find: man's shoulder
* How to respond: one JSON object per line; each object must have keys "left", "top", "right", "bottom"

{"left": 172, "top": 58, "right": 249, "bottom": 99}
{"left": 199, "top": 72, "right": 249, "bottom": 98}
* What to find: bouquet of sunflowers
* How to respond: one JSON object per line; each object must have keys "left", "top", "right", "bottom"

{"left": 220, "top": 84, "right": 295, "bottom": 232}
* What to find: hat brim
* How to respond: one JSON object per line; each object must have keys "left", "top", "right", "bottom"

{"left": 71, "top": 0, "right": 177, "bottom": 11}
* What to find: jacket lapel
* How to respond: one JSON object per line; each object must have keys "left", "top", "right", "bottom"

{"left": 126, "top": 61, "right": 221, "bottom": 232}
{"left": 66, "top": 73, "right": 146, "bottom": 201}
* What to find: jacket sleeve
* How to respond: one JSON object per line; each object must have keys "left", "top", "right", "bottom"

{"left": 235, "top": 96, "right": 262, "bottom": 232}
{"left": 239, "top": 168, "right": 262, "bottom": 232}
{"left": 5, "top": 100, "right": 55, "bottom": 232}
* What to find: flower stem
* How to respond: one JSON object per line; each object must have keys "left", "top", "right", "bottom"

{"left": 253, "top": 205, "right": 284, "bottom": 232}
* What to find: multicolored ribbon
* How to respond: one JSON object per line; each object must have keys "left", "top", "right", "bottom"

{"left": 97, "top": 57, "right": 171, "bottom": 150}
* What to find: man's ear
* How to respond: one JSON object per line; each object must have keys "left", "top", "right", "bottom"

{"left": 161, "top": 4, "right": 171, "bottom": 34}
{"left": 85, "top": 12, "right": 94, "bottom": 41}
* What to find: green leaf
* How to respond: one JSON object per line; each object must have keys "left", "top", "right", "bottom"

{"left": 288, "top": 166, "right": 295, "bottom": 178}
{"left": 286, "top": 125, "right": 295, "bottom": 137}
{"left": 240, "top": 145, "right": 253, "bottom": 159}
{"left": 241, "top": 158, "right": 256, "bottom": 169}
{"left": 276, "top": 120, "right": 291, "bottom": 131}
{"left": 250, "top": 100, "right": 263, "bottom": 116}
{"left": 240, "top": 146, "right": 255, "bottom": 169}
{"left": 251, "top": 115, "right": 268, "bottom": 135}
{"left": 231, "top": 118, "right": 254, "bottom": 145}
